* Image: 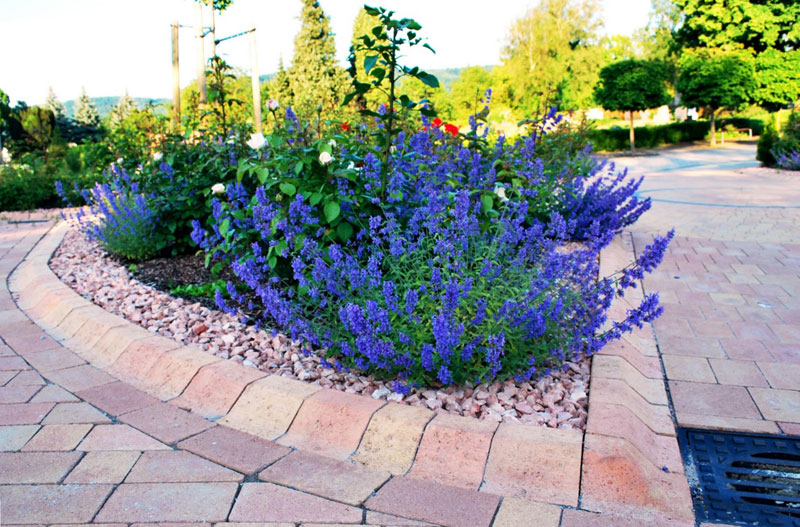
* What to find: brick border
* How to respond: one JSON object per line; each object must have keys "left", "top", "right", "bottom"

{"left": 10, "top": 222, "right": 696, "bottom": 524}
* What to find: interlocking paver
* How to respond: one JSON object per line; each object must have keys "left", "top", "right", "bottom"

{"left": 107, "top": 335, "right": 181, "bottom": 386}
{"left": 0, "top": 383, "right": 42, "bottom": 403}
{"left": 22, "top": 423, "right": 92, "bottom": 451}
{"left": 757, "top": 361, "right": 800, "bottom": 389}
{"left": 0, "top": 401, "right": 54, "bottom": 424}
{"left": 140, "top": 346, "right": 221, "bottom": 400}
{"left": 708, "top": 358, "right": 768, "bottom": 387}
{"left": 0, "top": 355, "right": 29, "bottom": 370}
{"left": 662, "top": 355, "right": 716, "bottom": 383}
{"left": 2, "top": 331, "right": 61, "bottom": 354}
{"left": 4, "top": 369, "right": 45, "bottom": 386}
{"left": 229, "top": 482, "right": 363, "bottom": 523}
{"left": 0, "top": 451, "right": 82, "bottom": 483}
{"left": 0, "top": 424, "right": 39, "bottom": 450}
{"left": 120, "top": 401, "right": 215, "bottom": 444}
{"left": 42, "top": 402, "right": 111, "bottom": 424}
{"left": 43, "top": 363, "right": 116, "bottom": 392}
{"left": 126, "top": 450, "right": 243, "bottom": 482}
{"left": 65, "top": 450, "right": 141, "bottom": 484}
{"left": 24, "top": 348, "right": 86, "bottom": 372}
{"left": 0, "top": 484, "right": 113, "bottom": 524}
{"left": 352, "top": 402, "right": 433, "bottom": 474}
{"left": 77, "top": 381, "right": 159, "bottom": 416}
{"left": 95, "top": 482, "right": 238, "bottom": 522}
{"left": 178, "top": 425, "right": 290, "bottom": 474}
{"left": 171, "top": 359, "right": 266, "bottom": 418}
{"left": 749, "top": 387, "right": 800, "bottom": 423}
{"left": 669, "top": 380, "right": 761, "bottom": 419}
{"left": 29, "top": 383, "right": 78, "bottom": 402}
{"left": 492, "top": 497, "right": 562, "bottom": 527}
{"left": 259, "top": 449, "right": 389, "bottom": 505}
{"left": 78, "top": 424, "right": 170, "bottom": 451}
{"left": 676, "top": 412, "right": 780, "bottom": 433}
{"left": 365, "top": 476, "right": 500, "bottom": 527}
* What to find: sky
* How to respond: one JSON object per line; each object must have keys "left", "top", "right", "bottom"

{"left": 0, "top": 0, "right": 652, "bottom": 106}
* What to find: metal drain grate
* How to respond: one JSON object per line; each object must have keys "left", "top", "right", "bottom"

{"left": 679, "top": 428, "right": 800, "bottom": 526}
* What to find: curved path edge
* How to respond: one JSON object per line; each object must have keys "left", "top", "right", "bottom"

{"left": 5, "top": 219, "right": 696, "bottom": 526}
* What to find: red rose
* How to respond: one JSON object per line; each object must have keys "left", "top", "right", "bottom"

{"left": 432, "top": 117, "right": 443, "bottom": 127}
{"left": 341, "top": 121, "right": 351, "bottom": 131}
{"left": 444, "top": 123, "right": 458, "bottom": 137}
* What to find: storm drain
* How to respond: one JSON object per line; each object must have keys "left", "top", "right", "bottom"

{"left": 679, "top": 428, "right": 800, "bottom": 526}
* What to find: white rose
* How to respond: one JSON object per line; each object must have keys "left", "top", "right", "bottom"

{"left": 246, "top": 133, "right": 267, "bottom": 150}
{"left": 211, "top": 183, "right": 226, "bottom": 195}
{"left": 494, "top": 185, "right": 509, "bottom": 202}
{"left": 267, "top": 99, "right": 280, "bottom": 111}
{"left": 152, "top": 152, "right": 163, "bottom": 162}
{"left": 319, "top": 151, "right": 333, "bottom": 166}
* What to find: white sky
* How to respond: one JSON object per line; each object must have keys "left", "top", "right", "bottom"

{"left": 0, "top": 0, "right": 652, "bottom": 105}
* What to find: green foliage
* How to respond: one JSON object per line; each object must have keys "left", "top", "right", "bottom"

{"left": 753, "top": 49, "right": 800, "bottom": 111}
{"left": 74, "top": 87, "right": 101, "bottom": 127}
{"left": 170, "top": 279, "right": 228, "bottom": 299}
{"left": 0, "top": 163, "right": 58, "bottom": 211}
{"left": 757, "top": 121, "right": 779, "bottom": 166}
{"left": 595, "top": 60, "right": 671, "bottom": 112}
{"left": 587, "top": 119, "right": 766, "bottom": 151}
{"left": 44, "top": 87, "right": 66, "bottom": 117}
{"left": 758, "top": 112, "right": 800, "bottom": 167}
{"left": 194, "top": 0, "right": 233, "bottom": 11}
{"left": 108, "top": 92, "right": 137, "bottom": 128}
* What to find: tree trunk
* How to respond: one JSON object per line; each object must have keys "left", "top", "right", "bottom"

{"left": 710, "top": 108, "right": 716, "bottom": 146}
{"left": 629, "top": 112, "right": 635, "bottom": 152}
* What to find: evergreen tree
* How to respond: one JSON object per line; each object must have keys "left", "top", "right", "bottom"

{"left": 269, "top": 58, "right": 294, "bottom": 107}
{"left": 44, "top": 87, "right": 65, "bottom": 117}
{"left": 287, "top": 0, "right": 349, "bottom": 121}
{"left": 74, "top": 87, "right": 101, "bottom": 127}
{"left": 108, "top": 91, "right": 136, "bottom": 128}
{"left": 349, "top": 7, "right": 388, "bottom": 109}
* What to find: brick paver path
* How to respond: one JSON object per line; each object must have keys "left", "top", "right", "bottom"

{"left": 613, "top": 142, "right": 800, "bottom": 436}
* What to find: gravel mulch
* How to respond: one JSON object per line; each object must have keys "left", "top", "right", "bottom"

{"left": 50, "top": 229, "right": 590, "bottom": 430}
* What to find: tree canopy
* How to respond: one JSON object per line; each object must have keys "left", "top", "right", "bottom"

{"left": 74, "top": 87, "right": 101, "bottom": 127}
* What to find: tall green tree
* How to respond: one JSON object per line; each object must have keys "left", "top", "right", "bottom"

{"left": 74, "top": 87, "right": 101, "bottom": 127}
{"left": 348, "top": 7, "right": 388, "bottom": 109}
{"left": 677, "top": 48, "right": 756, "bottom": 145}
{"left": 498, "top": 0, "right": 605, "bottom": 115}
{"left": 287, "top": 0, "right": 350, "bottom": 122}
{"left": 753, "top": 49, "right": 800, "bottom": 111}
{"left": 108, "top": 91, "right": 136, "bottom": 128}
{"left": 594, "top": 59, "right": 670, "bottom": 151}
{"left": 44, "top": 87, "right": 65, "bottom": 118}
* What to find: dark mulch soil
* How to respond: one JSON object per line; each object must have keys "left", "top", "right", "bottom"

{"left": 131, "top": 254, "right": 235, "bottom": 310}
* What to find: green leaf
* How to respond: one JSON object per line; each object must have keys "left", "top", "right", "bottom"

{"left": 364, "top": 55, "right": 379, "bottom": 74}
{"left": 370, "top": 68, "right": 386, "bottom": 82}
{"left": 336, "top": 221, "right": 354, "bottom": 242}
{"left": 364, "top": 6, "right": 380, "bottom": 16}
{"left": 323, "top": 201, "right": 341, "bottom": 224}
{"left": 279, "top": 182, "right": 296, "bottom": 196}
{"left": 294, "top": 161, "right": 304, "bottom": 175}
{"left": 422, "top": 43, "right": 435, "bottom": 53}
{"left": 268, "top": 255, "right": 277, "bottom": 269}
{"left": 309, "top": 192, "right": 323, "bottom": 206}
{"left": 416, "top": 72, "right": 439, "bottom": 88}
{"left": 481, "top": 194, "right": 494, "bottom": 213}
{"left": 219, "top": 218, "right": 230, "bottom": 237}
{"left": 255, "top": 167, "right": 269, "bottom": 184}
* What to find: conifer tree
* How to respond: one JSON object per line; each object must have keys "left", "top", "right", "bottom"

{"left": 44, "top": 87, "right": 66, "bottom": 117}
{"left": 287, "top": 0, "right": 349, "bottom": 121}
{"left": 269, "top": 58, "right": 294, "bottom": 107}
{"left": 109, "top": 91, "right": 136, "bottom": 127}
{"left": 74, "top": 87, "right": 101, "bottom": 127}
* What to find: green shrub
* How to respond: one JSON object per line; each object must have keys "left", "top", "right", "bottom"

{"left": 757, "top": 122, "right": 779, "bottom": 166}
{"left": 0, "top": 163, "right": 58, "bottom": 211}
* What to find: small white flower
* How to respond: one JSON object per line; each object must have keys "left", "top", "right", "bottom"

{"left": 318, "top": 151, "right": 333, "bottom": 166}
{"left": 152, "top": 152, "right": 163, "bottom": 162}
{"left": 246, "top": 133, "right": 267, "bottom": 150}
{"left": 211, "top": 183, "right": 226, "bottom": 195}
{"left": 67, "top": 142, "right": 77, "bottom": 148}
{"left": 347, "top": 161, "right": 355, "bottom": 170}
{"left": 1, "top": 147, "right": 11, "bottom": 163}
{"left": 390, "top": 145, "right": 397, "bottom": 154}
{"left": 117, "top": 157, "right": 124, "bottom": 164}
{"left": 494, "top": 185, "right": 509, "bottom": 202}
{"left": 267, "top": 99, "right": 280, "bottom": 111}
{"left": 328, "top": 139, "right": 337, "bottom": 148}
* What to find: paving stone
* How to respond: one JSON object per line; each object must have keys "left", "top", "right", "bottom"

{"left": 580, "top": 434, "right": 694, "bottom": 522}
{"left": 492, "top": 497, "right": 562, "bottom": 527}
{"left": 758, "top": 361, "right": 800, "bottom": 390}
{"left": 364, "top": 512, "right": 437, "bottom": 526}
{"left": 587, "top": 403, "right": 684, "bottom": 473}
{"left": 108, "top": 336, "right": 181, "bottom": 387}
{"left": 277, "top": 388, "right": 384, "bottom": 460}
{"left": 0, "top": 401, "right": 54, "bottom": 425}
{"left": 29, "top": 384, "right": 78, "bottom": 402}
{"left": 779, "top": 422, "right": 800, "bottom": 435}
{"left": 178, "top": 425, "right": 290, "bottom": 474}
{"left": 688, "top": 319, "right": 734, "bottom": 339}
{"left": 729, "top": 321, "right": 778, "bottom": 341}
{"left": 2, "top": 332, "right": 61, "bottom": 355}
{"left": 140, "top": 346, "right": 221, "bottom": 400}
{"left": 23, "top": 348, "right": 85, "bottom": 372}
{"left": 0, "top": 451, "right": 82, "bottom": 483}
{"left": 591, "top": 355, "right": 668, "bottom": 404}
{"left": 769, "top": 323, "right": 800, "bottom": 344}
{"left": 0, "top": 424, "right": 39, "bottom": 451}
{"left": 126, "top": 450, "right": 243, "bottom": 482}
{"left": 96, "top": 482, "right": 238, "bottom": 523}
{"left": 77, "top": 381, "right": 159, "bottom": 416}
{"left": 409, "top": 412, "right": 497, "bottom": 490}
{"left": 219, "top": 374, "right": 321, "bottom": 440}
{"left": 0, "top": 355, "right": 29, "bottom": 370}
{"left": 78, "top": 424, "right": 170, "bottom": 451}
{"left": 352, "top": 402, "right": 433, "bottom": 475}
{"left": 670, "top": 380, "right": 761, "bottom": 419}
{"left": 366, "top": 476, "right": 500, "bottom": 527}
{"left": 0, "top": 484, "right": 113, "bottom": 524}
{"left": 43, "top": 364, "right": 116, "bottom": 392}
{"left": 588, "top": 380, "right": 675, "bottom": 436}
{"left": 719, "top": 338, "right": 774, "bottom": 361}
{"left": 22, "top": 424, "right": 92, "bottom": 451}
{"left": 39, "top": 401, "right": 110, "bottom": 426}
{"left": 662, "top": 355, "right": 716, "bottom": 383}
{"left": 260, "top": 450, "right": 389, "bottom": 505}
{"left": 598, "top": 338, "right": 664, "bottom": 379}
{"left": 53, "top": 304, "right": 94, "bottom": 340}
{"left": 63, "top": 310, "right": 127, "bottom": 352}
{"left": 708, "top": 359, "right": 768, "bottom": 387}
{"left": 0, "top": 383, "right": 42, "bottom": 403}
{"left": 0, "top": 369, "right": 18, "bottom": 385}
{"left": 229, "top": 482, "right": 363, "bottom": 523}
{"left": 4, "top": 369, "right": 45, "bottom": 386}
{"left": 87, "top": 324, "right": 153, "bottom": 368}
{"left": 215, "top": 523, "right": 293, "bottom": 527}
{"left": 171, "top": 360, "right": 266, "bottom": 418}
{"left": 749, "top": 387, "right": 800, "bottom": 423}
{"left": 120, "top": 401, "right": 215, "bottom": 444}
{"left": 561, "top": 508, "right": 694, "bottom": 526}
{"left": 765, "top": 341, "right": 800, "bottom": 364}
{"left": 65, "top": 450, "right": 141, "bottom": 484}
{"left": 483, "top": 423, "right": 582, "bottom": 507}
{"left": 676, "top": 412, "right": 780, "bottom": 434}
{"left": 656, "top": 335, "right": 726, "bottom": 358}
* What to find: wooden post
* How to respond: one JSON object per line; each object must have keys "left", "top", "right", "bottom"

{"left": 210, "top": 4, "right": 217, "bottom": 58}
{"left": 171, "top": 21, "right": 181, "bottom": 128}
{"left": 195, "top": 3, "right": 207, "bottom": 103}
{"left": 250, "top": 29, "right": 262, "bottom": 134}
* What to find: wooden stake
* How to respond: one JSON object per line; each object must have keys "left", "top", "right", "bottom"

{"left": 195, "top": 3, "right": 207, "bottom": 103}
{"left": 251, "top": 29, "right": 262, "bottom": 134}
{"left": 171, "top": 21, "right": 181, "bottom": 128}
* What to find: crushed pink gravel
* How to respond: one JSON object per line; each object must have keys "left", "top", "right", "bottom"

{"left": 50, "top": 229, "right": 590, "bottom": 430}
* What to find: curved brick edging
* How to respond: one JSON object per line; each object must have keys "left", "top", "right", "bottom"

{"left": 10, "top": 221, "right": 696, "bottom": 525}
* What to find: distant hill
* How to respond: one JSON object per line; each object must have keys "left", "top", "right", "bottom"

{"left": 258, "top": 66, "right": 492, "bottom": 91}
{"left": 63, "top": 96, "right": 170, "bottom": 118}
